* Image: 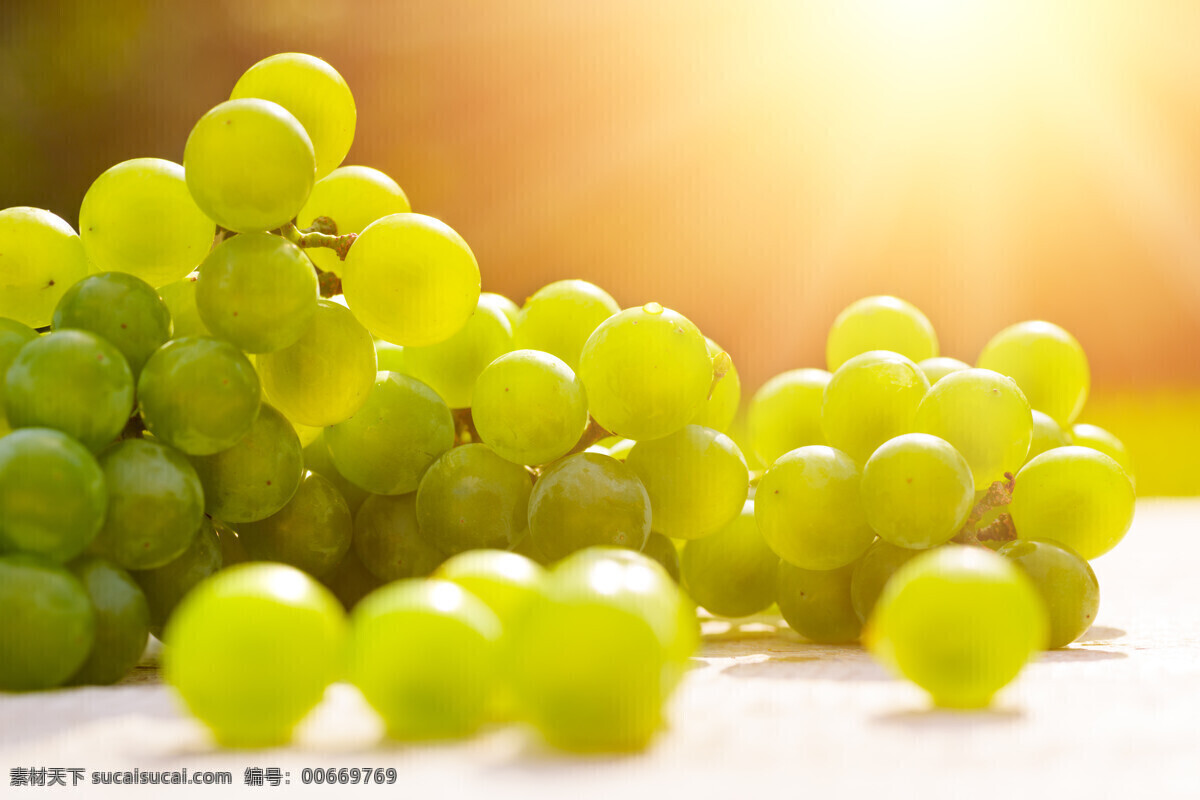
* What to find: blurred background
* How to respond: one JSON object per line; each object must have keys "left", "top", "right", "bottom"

{"left": 2, "top": 0, "right": 1197, "bottom": 492}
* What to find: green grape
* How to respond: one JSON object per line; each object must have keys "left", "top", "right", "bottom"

{"left": 320, "top": 548, "right": 382, "bottom": 612}
{"left": 1069, "top": 423, "right": 1133, "bottom": 477}
{"left": 821, "top": 350, "right": 929, "bottom": 464}
{"left": 416, "top": 444, "right": 533, "bottom": 554}
{"left": 850, "top": 539, "right": 923, "bottom": 623}
{"left": 917, "top": 356, "right": 970, "bottom": 385}
{"left": 386, "top": 295, "right": 513, "bottom": 408}
{"left": 348, "top": 579, "right": 501, "bottom": 740}
{"left": 755, "top": 446, "right": 874, "bottom": 570}
{"left": 641, "top": 532, "right": 681, "bottom": 583}
{"left": 78, "top": 158, "right": 214, "bottom": 286}
{"left": 1027, "top": 409, "right": 1069, "bottom": 462}
{"left": 0, "top": 553, "right": 95, "bottom": 691}
{"left": 325, "top": 372, "right": 455, "bottom": 495}
{"left": 977, "top": 320, "right": 1090, "bottom": 427}
{"left": 195, "top": 233, "right": 318, "bottom": 353}
{"left": 156, "top": 273, "right": 210, "bottom": 339}
{"left": 472, "top": 349, "right": 588, "bottom": 466}
{"left": 434, "top": 549, "right": 546, "bottom": 627}
{"left": 304, "top": 431, "right": 369, "bottom": 514}
{"left": 826, "top": 295, "right": 938, "bottom": 371}
{"left": 164, "top": 563, "right": 346, "bottom": 747}
{"left": 913, "top": 368, "right": 1031, "bottom": 490}
{"left": 183, "top": 98, "right": 315, "bottom": 233}
{"left": 996, "top": 539, "right": 1099, "bottom": 648}
{"left": 52, "top": 272, "right": 172, "bottom": 376}
{"left": 1009, "top": 446, "right": 1135, "bottom": 560}
{"left": 865, "top": 545, "right": 1047, "bottom": 708}
{"left": 353, "top": 492, "right": 445, "bottom": 582}
{"left": 776, "top": 560, "right": 861, "bottom": 643}
{"left": 0, "top": 207, "right": 90, "bottom": 328}
{"left": 513, "top": 279, "right": 620, "bottom": 371}
{"left": 0, "top": 428, "right": 107, "bottom": 562}
{"left": 188, "top": 403, "right": 303, "bottom": 523}
{"left": 297, "top": 165, "right": 410, "bottom": 274}
{"left": 681, "top": 501, "right": 776, "bottom": 617}
{"left": 689, "top": 337, "right": 740, "bottom": 432}
{"left": 231, "top": 53, "right": 356, "bottom": 179}
{"left": 342, "top": 213, "right": 481, "bottom": 346}
{"left": 627, "top": 424, "right": 748, "bottom": 540}
{"left": 479, "top": 292, "right": 519, "bottom": 326}
{"left": 67, "top": 556, "right": 150, "bottom": 685}
{"left": 90, "top": 439, "right": 204, "bottom": 570}
{"left": 235, "top": 471, "right": 352, "bottom": 577}
{"left": 578, "top": 303, "right": 713, "bottom": 441}
{"left": 746, "top": 368, "right": 830, "bottom": 466}
{"left": 860, "top": 433, "right": 974, "bottom": 549}
{"left": 527, "top": 453, "right": 651, "bottom": 560}
{"left": 257, "top": 298, "right": 376, "bottom": 427}
{"left": 132, "top": 517, "right": 222, "bottom": 637}
{"left": 138, "top": 336, "right": 261, "bottom": 455}
{"left": 5, "top": 329, "right": 134, "bottom": 453}
{"left": 374, "top": 339, "right": 403, "bottom": 371}
{"left": 0, "top": 318, "right": 38, "bottom": 433}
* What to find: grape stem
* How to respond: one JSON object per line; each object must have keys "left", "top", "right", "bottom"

{"left": 953, "top": 473, "right": 1017, "bottom": 547}
{"left": 708, "top": 350, "right": 733, "bottom": 400}
{"left": 279, "top": 220, "right": 357, "bottom": 260}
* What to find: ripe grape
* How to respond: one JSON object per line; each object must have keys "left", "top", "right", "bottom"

{"left": 977, "top": 320, "right": 1089, "bottom": 427}
{"left": 996, "top": 539, "right": 1099, "bottom": 648}
{"left": 156, "top": 273, "right": 210, "bottom": 338}
{"left": 132, "top": 517, "right": 222, "bottom": 636}
{"left": 304, "top": 432, "right": 370, "bottom": 515}
{"left": 513, "top": 279, "right": 620, "bottom": 370}
{"left": 776, "top": 560, "right": 861, "bottom": 643}
{"left": 0, "top": 553, "right": 95, "bottom": 691}
{"left": 1027, "top": 409, "right": 1068, "bottom": 463}
{"left": 235, "top": 471, "right": 353, "bottom": 577}
{"left": 353, "top": 493, "right": 444, "bottom": 581}
{"left": 917, "top": 356, "right": 970, "bottom": 385}
{"left": 52, "top": 272, "right": 172, "bottom": 375}
{"left": 850, "top": 539, "right": 923, "bottom": 623}
{"left": 527, "top": 453, "right": 651, "bottom": 560}
{"left": 689, "top": 337, "right": 740, "bottom": 432}
{"left": 67, "top": 556, "right": 151, "bottom": 686}
{"left": 433, "top": 549, "right": 545, "bottom": 627}
{"left": 1069, "top": 423, "right": 1132, "bottom": 477}
{"left": 297, "top": 165, "right": 409, "bottom": 274}
{"left": 746, "top": 368, "right": 830, "bottom": 466}
{"left": 681, "top": 501, "right": 775, "bottom": 617}
{"left": 479, "top": 292, "right": 519, "bottom": 326}
{"left": 821, "top": 351, "right": 929, "bottom": 464}
{"left": 416, "top": 444, "right": 533, "bottom": 554}
{"left": 0, "top": 318, "right": 38, "bottom": 434}
{"left": 0, "top": 207, "right": 91, "bottom": 328}
{"left": 826, "top": 295, "right": 938, "bottom": 371}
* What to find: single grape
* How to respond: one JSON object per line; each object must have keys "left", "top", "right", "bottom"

{"left": 52, "top": 272, "right": 172, "bottom": 377}
{"left": 433, "top": 549, "right": 546, "bottom": 628}
{"left": 821, "top": 351, "right": 929, "bottom": 464}
{"left": 156, "top": 273, "right": 210, "bottom": 338}
{"left": 132, "top": 517, "right": 222, "bottom": 637}
{"left": 297, "top": 165, "right": 410, "bottom": 274}
{"left": 641, "top": 532, "right": 681, "bottom": 583}
{"left": 689, "top": 337, "right": 740, "bottom": 432}
{"left": 479, "top": 292, "right": 519, "bottom": 326}
{"left": 0, "top": 207, "right": 90, "bottom": 328}
{"left": 416, "top": 444, "right": 533, "bottom": 554}
{"left": 78, "top": 158, "right": 214, "bottom": 286}
{"left": 67, "top": 556, "right": 151, "bottom": 685}
{"left": 917, "top": 356, "right": 970, "bottom": 385}
{"left": 1027, "top": 409, "right": 1069, "bottom": 462}
{"left": 746, "top": 368, "right": 831, "bottom": 466}
{"left": 235, "top": 471, "right": 352, "bottom": 577}
{"left": 826, "top": 296, "right": 938, "bottom": 371}
{"left": 513, "top": 279, "right": 620, "bottom": 371}
{"left": 776, "top": 560, "right": 861, "bottom": 643}
{"left": 0, "top": 553, "right": 95, "bottom": 691}
{"left": 183, "top": 98, "right": 316, "bottom": 233}
{"left": 996, "top": 539, "right": 1099, "bottom": 648}
{"left": 1069, "top": 423, "right": 1133, "bottom": 478}
{"left": 0, "top": 318, "right": 38, "bottom": 434}
{"left": 353, "top": 492, "right": 445, "bottom": 582}
{"left": 320, "top": 548, "right": 383, "bottom": 612}
{"left": 681, "top": 501, "right": 776, "bottom": 617}
{"left": 850, "top": 539, "right": 923, "bottom": 623}
{"left": 304, "top": 431, "right": 370, "bottom": 515}
{"left": 977, "top": 320, "right": 1090, "bottom": 427}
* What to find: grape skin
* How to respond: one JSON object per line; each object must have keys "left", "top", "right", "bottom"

{"left": 776, "top": 559, "right": 861, "bottom": 643}
{"left": 67, "top": 556, "right": 151, "bottom": 686}
{"left": 514, "top": 279, "right": 620, "bottom": 371}
{"left": 132, "top": 517, "right": 223, "bottom": 637}
{"left": 997, "top": 539, "right": 1099, "bottom": 649}
{"left": 0, "top": 553, "right": 95, "bottom": 692}
{"left": 826, "top": 295, "right": 938, "bottom": 371}
{"left": 977, "top": 320, "right": 1090, "bottom": 427}
{"left": 681, "top": 501, "right": 776, "bottom": 618}
{"left": 0, "top": 207, "right": 91, "bottom": 328}
{"left": 746, "top": 368, "right": 830, "bottom": 467}
{"left": 415, "top": 444, "right": 533, "bottom": 555}
{"left": 53, "top": 271, "right": 173, "bottom": 376}
{"left": 820, "top": 350, "right": 929, "bottom": 465}
{"left": 235, "top": 471, "right": 353, "bottom": 578}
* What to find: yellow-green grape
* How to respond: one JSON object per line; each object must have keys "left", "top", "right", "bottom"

{"left": 231, "top": 53, "right": 356, "bottom": 179}
{"left": 156, "top": 273, "right": 210, "bottom": 339}
{"left": 164, "top": 563, "right": 346, "bottom": 747}
{"left": 1027, "top": 409, "right": 1069, "bottom": 462}
{"left": 917, "top": 356, "right": 970, "bottom": 385}
{"left": 641, "top": 532, "right": 681, "bottom": 583}
{"left": 353, "top": 493, "right": 445, "bottom": 582}
{"left": 0, "top": 553, "right": 95, "bottom": 691}
{"left": 680, "top": 501, "right": 775, "bottom": 617}
{"left": 1009, "top": 446, "right": 1135, "bottom": 560}
{"left": 850, "top": 539, "right": 923, "bottom": 623}
{"left": 755, "top": 446, "right": 874, "bottom": 570}
{"left": 52, "top": 272, "right": 173, "bottom": 376}
{"left": 257, "top": 298, "right": 376, "bottom": 427}
{"left": 320, "top": 549, "right": 382, "bottom": 612}
{"left": 183, "top": 98, "right": 315, "bottom": 233}
{"left": 860, "top": 434, "right": 975, "bottom": 549}
{"left": 434, "top": 549, "right": 545, "bottom": 628}
{"left": 325, "top": 372, "right": 455, "bottom": 495}
{"left": 479, "top": 292, "right": 519, "bottom": 327}
{"left": 472, "top": 349, "right": 589, "bottom": 466}
{"left": 416, "top": 444, "right": 533, "bottom": 555}
{"left": 304, "top": 431, "right": 369, "bottom": 515}
{"left": 342, "top": 213, "right": 480, "bottom": 346}
{"left": 977, "top": 320, "right": 1090, "bottom": 427}
{"left": 689, "top": 337, "right": 740, "bottom": 432}
{"left": 826, "top": 295, "right": 938, "bottom": 372}
{"left": 0, "top": 207, "right": 91, "bottom": 327}
{"left": 997, "top": 539, "right": 1099, "bottom": 649}
{"left": 0, "top": 318, "right": 39, "bottom": 433}
{"left": 348, "top": 580, "right": 501, "bottom": 740}
{"left": 913, "top": 368, "right": 1031, "bottom": 490}
{"left": 746, "top": 368, "right": 830, "bottom": 466}
{"left": 67, "top": 556, "right": 150, "bottom": 686}
{"left": 776, "top": 560, "right": 861, "bottom": 643}
{"left": 514, "top": 279, "right": 620, "bottom": 371}
{"left": 865, "top": 546, "right": 1047, "bottom": 709}
{"left": 235, "top": 471, "right": 352, "bottom": 578}
{"left": 578, "top": 303, "right": 712, "bottom": 441}
{"left": 132, "top": 517, "right": 222, "bottom": 637}
{"left": 78, "top": 158, "right": 213, "bottom": 286}
{"left": 1069, "top": 423, "right": 1133, "bottom": 478}
{"left": 297, "top": 165, "right": 409, "bottom": 274}
{"left": 386, "top": 296, "right": 513, "bottom": 408}
{"left": 821, "top": 351, "right": 929, "bottom": 465}
{"left": 627, "top": 425, "right": 748, "bottom": 540}
{"left": 195, "top": 233, "right": 318, "bottom": 353}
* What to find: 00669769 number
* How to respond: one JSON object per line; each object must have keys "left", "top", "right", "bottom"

{"left": 300, "top": 767, "right": 397, "bottom": 785}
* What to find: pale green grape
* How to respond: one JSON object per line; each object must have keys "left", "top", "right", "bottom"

{"left": 195, "top": 233, "right": 318, "bottom": 353}
{"left": 514, "top": 279, "right": 620, "bottom": 371}
{"left": 776, "top": 560, "right": 861, "bottom": 643}
{"left": 689, "top": 337, "right": 740, "bottom": 432}
{"left": 0, "top": 318, "right": 38, "bottom": 433}
{"left": 860, "top": 433, "right": 975, "bottom": 549}
{"left": 472, "top": 349, "right": 588, "bottom": 466}
{"left": 755, "top": 445, "right": 874, "bottom": 570}
{"left": 164, "top": 563, "right": 346, "bottom": 747}
{"left": 52, "top": 271, "right": 172, "bottom": 375}
{"left": 353, "top": 493, "right": 445, "bottom": 582}
{"left": 866, "top": 546, "right": 1047, "bottom": 708}
{"left": 913, "top": 368, "right": 1031, "bottom": 490}
{"left": 527, "top": 453, "right": 651, "bottom": 560}
{"left": 374, "top": 339, "right": 404, "bottom": 371}
{"left": 325, "top": 371, "right": 455, "bottom": 495}
{"left": 977, "top": 320, "right": 1090, "bottom": 427}
{"left": 826, "top": 295, "right": 938, "bottom": 371}
{"left": 67, "top": 556, "right": 151, "bottom": 686}
{"left": 188, "top": 403, "right": 304, "bottom": 523}
{"left": 746, "top": 368, "right": 831, "bottom": 466}
{"left": 304, "top": 431, "right": 370, "bottom": 515}
{"left": 132, "top": 517, "right": 222, "bottom": 636}
{"left": 627, "top": 424, "right": 748, "bottom": 540}
{"left": 850, "top": 539, "right": 922, "bottom": 623}
{"left": 183, "top": 98, "right": 315, "bottom": 233}
{"left": 821, "top": 351, "right": 929, "bottom": 464}
{"left": 1069, "top": 423, "right": 1132, "bottom": 477}
{"left": 258, "top": 298, "right": 376, "bottom": 427}
{"left": 578, "top": 303, "right": 712, "bottom": 441}
{"left": 156, "top": 273, "right": 210, "bottom": 339}
{"left": 0, "top": 554, "right": 95, "bottom": 691}
{"left": 78, "top": 158, "right": 213, "bottom": 286}
{"left": 641, "top": 532, "right": 681, "bottom": 582}
{"left": 433, "top": 549, "right": 545, "bottom": 627}
{"left": 138, "top": 336, "right": 261, "bottom": 455}
{"left": 342, "top": 213, "right": 480, "bottom": 346}
{"left": 681, "top": 501, "right": 775, "bottom": 617}
{"left": 297, "top": 165, "right": 409, "bottom": 274}
{"left": 235, "top": 471, "right": 351, "bottom": 577}
{"left": 997, "top": 539, "right": 1099, "bottom": 648}
{"left": 0, "top": 207, "right": 91, "bottom": 327}
{"left": 918, "top": 356, "right": 970, "bottom": 385}
{"left": 416, "top": 444, "right": 533, "bottom": 554}
{"left": 1027, "top": 409, "right": 1068, "bottom": 462}
{"left": 1009, "top": 446, "right": 1135, "bottom": 560}
{"left": 479, "top": 292, "right": 519, "bottom": 326}
{"left": 231, "top": 53, "right": 356, "bottom": 179}
{"left": 5, "top": 330, "right": 134, "bottom": 453}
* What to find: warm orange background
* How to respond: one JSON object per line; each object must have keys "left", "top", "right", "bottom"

{"left": 2, "top": 1, "right": 1197, "bottom": 490}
